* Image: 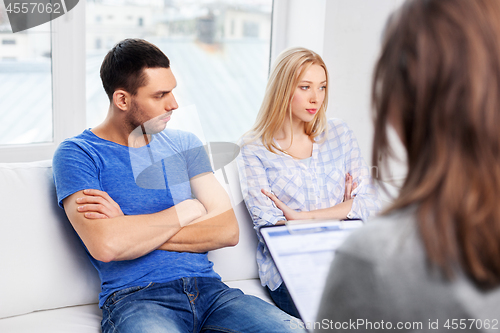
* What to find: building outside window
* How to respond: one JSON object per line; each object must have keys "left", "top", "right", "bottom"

{"left": 86, "top": 0, "right": 273, "bottom": 143}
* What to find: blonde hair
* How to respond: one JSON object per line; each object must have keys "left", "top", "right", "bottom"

{"left": 245, "top": 47, "right": 329, "bottom": 154}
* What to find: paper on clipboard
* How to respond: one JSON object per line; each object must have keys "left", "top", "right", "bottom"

{"left": 260, "top": 220, "right": 363, "bottom": 328}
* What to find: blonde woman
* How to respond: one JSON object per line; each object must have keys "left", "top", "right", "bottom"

{"left": 236, "top": 47, "right": 381, "bottom": 317}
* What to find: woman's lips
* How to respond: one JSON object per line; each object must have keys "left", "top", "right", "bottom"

{"left": 307, "top": 109, "right": 317, "bottom": 114}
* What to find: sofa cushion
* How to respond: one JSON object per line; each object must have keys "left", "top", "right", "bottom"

{"left": 0, "top": 160, "right": 101, "bottom": 319}
{"left": 0, "top": 279, "right": 271, "bottom": 333}
{"left": 209, "top": 161, "right": 260, "bottom": 282}
{"left": 0, "top": 304, "right": 101, "bottom": 333}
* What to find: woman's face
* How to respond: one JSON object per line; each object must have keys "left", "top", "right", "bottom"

{"left": 290, "top": 64, "right": 327, "bottom": 124}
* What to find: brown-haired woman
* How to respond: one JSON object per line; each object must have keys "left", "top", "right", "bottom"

{"left": 316, "top": 0, "right": 500, "bottom": 330}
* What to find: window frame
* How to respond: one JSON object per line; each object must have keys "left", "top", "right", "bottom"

{"left": 0, "top": 2, "right": 86, "bottom": 163}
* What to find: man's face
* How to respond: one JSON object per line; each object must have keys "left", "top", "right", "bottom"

{"left": 128, "top": 67, "right": 178, "bottom": 135}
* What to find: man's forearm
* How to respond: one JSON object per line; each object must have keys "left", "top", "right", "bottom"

{"left": 65, "top": 192, "right": 205, "bottom": 262}
{"left": 106, "top": 199, "right": 209, "bottom": 260}
{"left": 158, "top": 209, "right": 238, "bottom": 253}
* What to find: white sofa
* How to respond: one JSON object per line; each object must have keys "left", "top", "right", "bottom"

{"left": 0, "top": 159, "right": 271, "bottom": 332}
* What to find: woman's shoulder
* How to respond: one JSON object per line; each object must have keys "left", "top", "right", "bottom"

{"left": 338, "top": 207, "right": 422, "bottom": 264}
{"left": 238, "top": 131, "right": 261, "bottom": 142}
{"left": 327, "top": 117, "right": 347, "bottom": 127}
{"left": 325, "top": 118, "right": 352, "bottom": 135}
{"left": 237, "top": 134, "right": 265, "bottom": 151}
{"left": 315, "top": 118, "right": 353, "bottom": 144}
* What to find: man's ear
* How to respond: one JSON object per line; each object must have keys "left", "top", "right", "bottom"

{"left": 113, "top": 89, "right": 131, "bottom": 111}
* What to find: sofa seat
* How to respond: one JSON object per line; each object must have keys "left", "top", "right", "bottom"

{"left": 0, "top": 305, "right": 102, "bottom": 333}
{"left": 0, "top": 278, "right": 272, "bottom": 333}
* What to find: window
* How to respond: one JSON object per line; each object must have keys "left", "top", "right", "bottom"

{"left": 86, "top": 0, "right": 273, "bottom": 143}
{"left": 243, "top": 21, "right": 259, "bottom": 38}
{"left": 0, "top": 2, "right": 52, "bottom": 146}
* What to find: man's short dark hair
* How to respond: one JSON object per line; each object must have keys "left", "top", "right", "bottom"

{"left": 100, "top": 38, "right": 170, "bottom": 100}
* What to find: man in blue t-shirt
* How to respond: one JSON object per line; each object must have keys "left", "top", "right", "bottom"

{"left": 53, "top": 39, "right": 302, "bottom": 333}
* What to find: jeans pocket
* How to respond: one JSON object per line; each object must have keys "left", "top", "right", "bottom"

{"left": 111, "top": 282, "right": 155, "bottom": 305}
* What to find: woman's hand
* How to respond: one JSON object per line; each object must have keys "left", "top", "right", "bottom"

{"left": 76, "top": 189, "right": 125, "bottom": 219}
{"left": 262, "top": 174, "right": 358, "bottom": 221}
{"left": 343, "top": 173, "right": 358, "bottom": 202}
{"left": 261, "top": 189, "right": 305, "bottom": 220}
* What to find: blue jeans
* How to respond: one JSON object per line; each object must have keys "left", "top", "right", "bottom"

{"left": 267, "top": 283, "right": 301, "bottom": 319}
{"left": 101, "top": 277, "right": 306, "bottom": 333}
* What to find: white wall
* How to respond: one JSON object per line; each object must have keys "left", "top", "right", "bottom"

{"left": 323, "top": 0, "right": 405, "bottom": 178}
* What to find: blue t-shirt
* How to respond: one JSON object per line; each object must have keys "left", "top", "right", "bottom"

{"left": 53, "top": 128, "right": 219, "bottom": 307}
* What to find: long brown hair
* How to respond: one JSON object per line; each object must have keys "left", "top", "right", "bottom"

{"left": 372, "top": 0, "right": 500, "bottom": 288}
{"left": 244, "top": 47, "right": 329, "bottom": 154}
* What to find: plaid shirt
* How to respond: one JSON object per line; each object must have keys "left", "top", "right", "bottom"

{"left": 236, "top": 118, "right": 381, "bottom": 290}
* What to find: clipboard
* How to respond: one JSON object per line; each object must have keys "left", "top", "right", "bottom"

{"left": 260, "top": 219, "right": 363, "bottom": 328}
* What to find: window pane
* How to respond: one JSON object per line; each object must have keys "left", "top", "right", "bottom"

{"left": 86, "top": 0, "right": 272, "bottom": 143}
{"left": 0, "top": 2, "right": 53, "bottom": 145}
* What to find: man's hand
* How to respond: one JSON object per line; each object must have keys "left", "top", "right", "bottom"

{"left": 63, "top": 189, "right": 208, "bottom": 262}
{"left": 184, "top": 199, "right": 207, "bottom": 226}
{"left": 76, "top": 189, "right": 124, "bottom": 219}
{"left": 75, "top": 189, "right": 207, "bottom": 227}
